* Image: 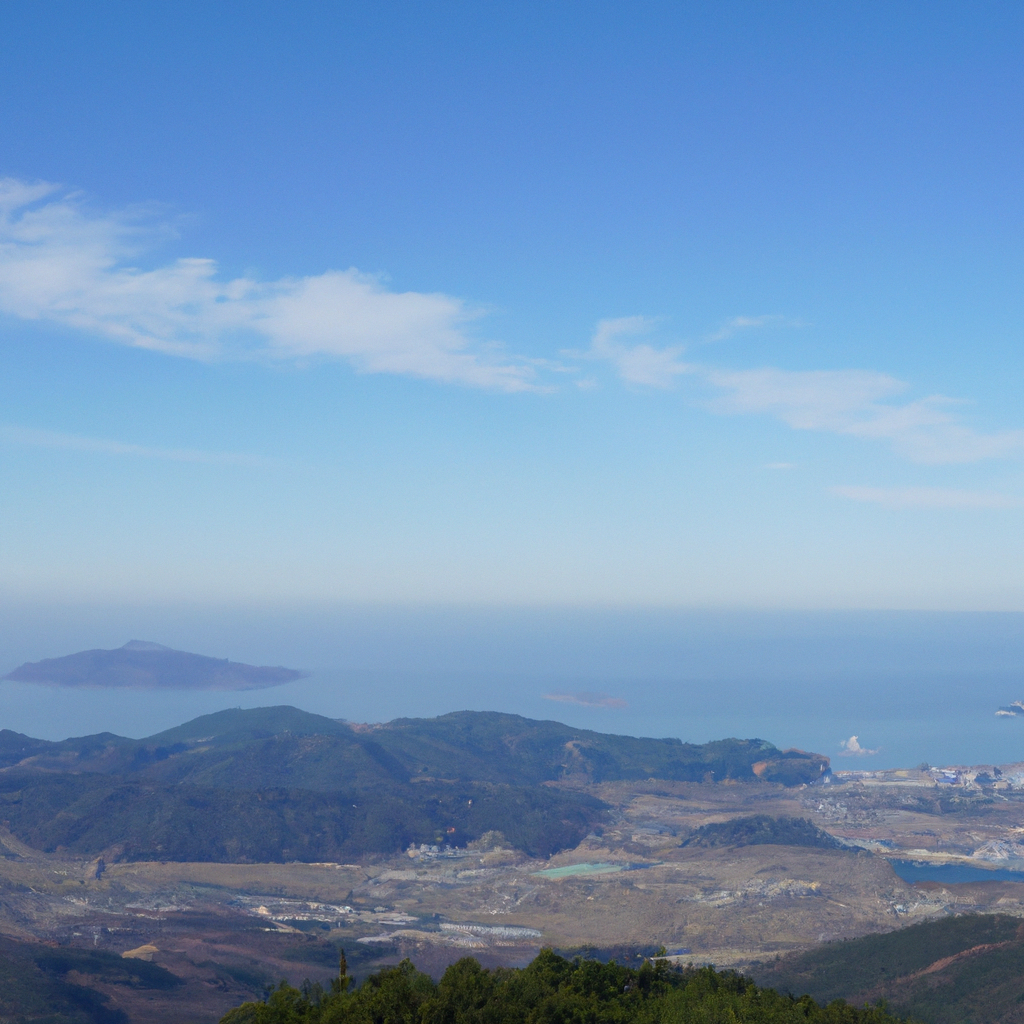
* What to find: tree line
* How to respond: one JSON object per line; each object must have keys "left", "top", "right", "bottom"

{"left": 221, "top": 948, "right": 905, "bottom": 1024}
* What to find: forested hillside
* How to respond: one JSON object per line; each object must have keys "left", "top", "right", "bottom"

{"left": 753, "top": 913, "right": 1024, "bottom": 1024}
{"left": 682, "top": 815, "right": 846, "bottom": 849}
{"left": 0, "top": 706, "right": 828, "bottom": 862}
{"left": 0, "top": 933, "right": 181, "bottom": 1024}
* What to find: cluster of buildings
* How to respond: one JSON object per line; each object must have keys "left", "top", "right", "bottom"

{"left": 828, "top": 764, "right": 1024, "bottom": 790}
{"left": 406, "top": 843, "right": 472, "bottom": 861}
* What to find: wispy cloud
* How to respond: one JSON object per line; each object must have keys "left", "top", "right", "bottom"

{"left": 0, "top": 179, "right": 537, "bottom": 391}
{"left": 705, "top": 314, "right": 785, "bottom": 343}
{"left": 705, "top": 367, "right": 905, "bottom": 427}
{"left": 10, "top": 176, "right": 1023, "bottom": 464}
{"left": 705, "top": 367, "right": 1024, "bottom": 464}
{"left": 832, "top": 485, "right": 1024, "bottom": 510}
{"left": 765, "top": 462, "right": 796, "bottom": 470}
{"left": 582, "top": 313, "right": 1024, "bottom": 465}
{"left": 581, "top": 317, "right": 689, "bottom": 388}
{"left": 543, "top": 691, "right": 628, "bottom": 709}
{"left": 838, "top": 735, "right": 879, "bottom": 757}
{"left": 580, "top": 314, "right": 784, "bottom": 382}
{"left": 0, "top": 424, "right": 262, "bottom": 466}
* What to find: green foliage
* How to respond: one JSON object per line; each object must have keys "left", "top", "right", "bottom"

{"left": 752, "top": 913, "right": 1024, "bottom": 1024}
{"left": 682, "top": 815, "right": 847, "bottom": 850}
{"left": 373, "top": 712, "right": 827, "bottom": 786}
{"left": 0, "top": 769, "right": 604, "bottom": 862}
{"left": 0, "top": 727, "right": 52, "bottom": 767}
{"left": 220, "top": 949, "right": 905, "bottom": 1024}
{"left": 0, "top": 707, "right": 828, "bottom": 863}
{"left": 0, "top": 934, "right": 182, "bottom": 1024}
{"left": 10, "top": 707, "right": 828, "bottom": 792}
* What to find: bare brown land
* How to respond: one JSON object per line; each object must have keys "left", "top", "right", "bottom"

{"left": 2, "top": 766, "right": 1024, "bottom": 1022}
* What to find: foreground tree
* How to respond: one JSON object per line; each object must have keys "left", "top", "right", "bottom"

{"left": 220, "top": 948, "right": 906, "bottom": 1024}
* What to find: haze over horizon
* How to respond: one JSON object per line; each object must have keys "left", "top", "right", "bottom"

{"left": 0, "top": 605, "right": 1021, "bottom": 773}
{"left": 1, "top": 4, "right": 1023, "bottom": 769}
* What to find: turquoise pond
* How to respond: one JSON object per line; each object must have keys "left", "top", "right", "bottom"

{"left": 532, "top": 862, "right": 662, "bottom": 879}
{"left": 532, "top": 863, "right": 625, "bottom": 879}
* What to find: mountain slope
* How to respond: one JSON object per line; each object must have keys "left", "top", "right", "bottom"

{"left": 0, "top": 932, "right": 181, "bottom": 1024}
{"left": 0, "top": 769, "right": 603, "bottom": 860}
{"left": 0, "top": 706, "right": 829, "bottom": 863}
{"left": 363, "top": 710, "right": 828, "bottom": 786}
{"left": 3, "top": 706, "right": 830, "bottom": 790}
{"left": 752, "top": 914, "right": 1024, "bottom": 1024}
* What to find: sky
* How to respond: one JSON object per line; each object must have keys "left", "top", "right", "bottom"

{"left": 1, "top": 3, "right": 1024, "bottom": 754}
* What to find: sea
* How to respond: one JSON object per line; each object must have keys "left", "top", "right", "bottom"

{"left": 0, "top": 605, "right": 1022, "bottom": 773}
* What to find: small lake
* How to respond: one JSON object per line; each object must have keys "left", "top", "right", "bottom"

{"left": 888, "top": 859, "right": 1024, "bottom": 884}
{"left": 532, "top": 861, "right": 661, "bottom": 879}
{"left": 533, "top": 862, "right": 624, "bottom": 879}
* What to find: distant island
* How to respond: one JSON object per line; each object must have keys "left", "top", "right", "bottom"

{"left": 2, "top": 640, "right": 306, "bottom": 690}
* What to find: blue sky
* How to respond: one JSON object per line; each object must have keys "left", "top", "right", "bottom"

{"left": 2, "top": 0, "right": 1024, "bottom": 613}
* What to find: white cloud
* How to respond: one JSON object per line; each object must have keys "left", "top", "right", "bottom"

{"left": 0, "top": 424, "right": 262, "bottom": 466}
{"left": 706, "top": 367, "right": 905, "bottom": 427}
{"left": 543, "top": 691, "right": 628, "bottom": 709}
{"left": 10, "top": 179, "right": 1022, "bottom": 458}
{"left": 838, "top": 735, "right": 879, "bottom": 757}
{"left": 832, "top": 485, "right": 1023, "bottom": 510}
{"left": 582, "top": 314, "right": 785, "bottom": 384}
{"left": 582, "top": 313, "right": 1024, "bottom": 465}
{"left": 705, "top": 314, "right": 784, "bottom": 342}
{"left": 0, "top": 179, "right": 536, "bottom": 391}
{"left": 584, "top": 316, "right": 690, "bottom": 388}
{"left": 704, "top": 366, "right": 1024, "bottom": 465}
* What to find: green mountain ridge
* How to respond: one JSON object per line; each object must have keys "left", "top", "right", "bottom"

{"left": 752, "top": 913, "right": 1024, "bottom": 1024}
{"left": 0, "top": 706, "right": 829, "bottom": 863}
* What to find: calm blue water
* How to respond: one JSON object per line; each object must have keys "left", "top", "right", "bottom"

{"left": 0, "top": 605, "right": 1022, "bottom": 771}
{"left": 889, "top": 860, "right": 1024, "bottom": 884}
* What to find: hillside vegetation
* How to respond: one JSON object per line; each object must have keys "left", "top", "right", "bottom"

{"left": 0, "top": 933, "right": 181, "bottom": 1024}
{"left": 368, "top": 711, "right": 827, "bottom": 786}
{"left": 0, "top": 706, "right": 828, "bottom": 863}
{"left": 0, "top": 770, "right": 601, "bottom": 860}
{"left": 221, "top": 949, "right": 903, "bottom": 1024}
{"left": 682, "top": 815, "right": 847, "bottom": 850}
{"left": 753, "top": 913, "right": 1024, "bottom": 1024}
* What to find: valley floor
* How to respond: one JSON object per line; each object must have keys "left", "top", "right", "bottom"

{"left": 2, "top": 771, "right": 1024, "bottom": 1022}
